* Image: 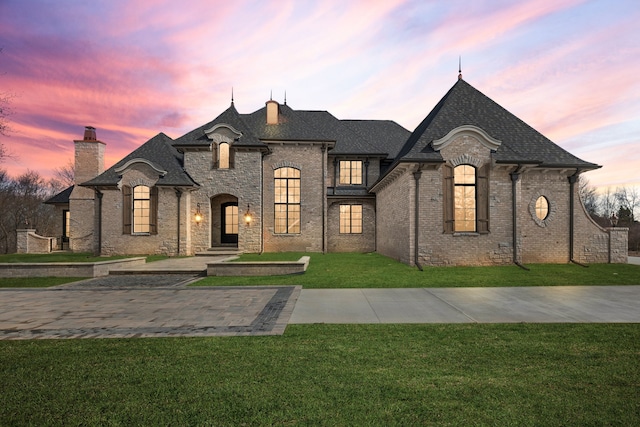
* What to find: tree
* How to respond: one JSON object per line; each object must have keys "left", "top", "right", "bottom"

{"left": 615, "top": 186, "right": 639, "bottom": 226}
{"left": 0, "top": 170, "right": 58, "bottom": 253}
{"left": 51, "top": 160, "right": 75, "bottom": 190}
{"left": 578, "top": 176, "right": 599, "bottom": 217}
{"left": 1, "top": 47, "right": 14, "bottom": 162}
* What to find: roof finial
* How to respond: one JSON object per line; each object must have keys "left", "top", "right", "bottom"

{"left": 284, "top": 90, "right": 287, "bottom": 105}
{"left": 231, "top": 87, "right": 234, "bottom": 106}
{"left": 458, "top": 56, "right": 462, "bottom": 80}
{"left": 270, "top": 90, "right": 273, "bottom": 101}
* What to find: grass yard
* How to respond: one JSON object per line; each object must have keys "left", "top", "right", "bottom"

{"left": 0, "top": 324, "right": 638, "bottom": 426}
{"left": 195, "top": 252, "right": 640, "bottom": 288}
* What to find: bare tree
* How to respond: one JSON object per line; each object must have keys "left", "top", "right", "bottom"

{"left": 0, "top": 170, "right": 58, "bottom": 253}
{"left": 1, "top": 47, "right": 15, "bottom": 162}
{"left": 615, "top": 186, "right": 639, "bottom": 226}
{"left": 48, "top": 160, "right": 75, "bottom": 192}
{"left": 578, "top": 175, "right": 599, "bottom": 217}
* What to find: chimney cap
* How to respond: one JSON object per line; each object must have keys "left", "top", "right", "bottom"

{"left": 83, "top": 126, "right": 97, "bottom": 141}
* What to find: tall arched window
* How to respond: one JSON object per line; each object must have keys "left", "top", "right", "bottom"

{"left": 219, "top": 142, "right": 230, "bottom": 169}
{"left": 274, "top": 167, "right": 300, "bottom": 234}
{"left": 123, "top": 185, "right": 158, "bottom": 235}
{"left": 133, "top": 185, "right": 151, "bottom": 233}
{"left": 454, "top": 165, "right": 476, "bottom": 232}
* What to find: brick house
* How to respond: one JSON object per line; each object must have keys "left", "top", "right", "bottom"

{"left": 47, "top": 77, "right": 627, "bottom": 265}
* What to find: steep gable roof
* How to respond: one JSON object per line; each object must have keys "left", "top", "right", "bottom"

{"left": 394, "top": 78, "right": 600, "bottom": 169}
{"left": 173, "top": 103, "right": 266, "bottom": 149}
{"left": 81, "top": 133, "right": 198, "bottom": 187}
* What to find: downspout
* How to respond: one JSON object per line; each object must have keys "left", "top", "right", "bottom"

{"left": 95, "top": 189, "right": 103, "bottom": 257}
{"left": 322, "top": 144, "right": 327, "bottom": 253}
{"left": 510, "top": 167, "right": 529, "bottom": 271}
{"left": 413, "top": 169, "right": 423, "bottom": 271}
{"left": 175, "top": 189, "right": 182, "bottom": 256}
{"left": 568, "top": 170, "right": 588, "bottom": 267}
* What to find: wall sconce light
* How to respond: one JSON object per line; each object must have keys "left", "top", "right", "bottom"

{"left": 610, "top": 213, "right": 618, "bottom": 227}
{"left": 194, "top": 203, "right": 203, "bottom": 225}
{"left": 244, "top": 204, "right": 252, "bottom": 225}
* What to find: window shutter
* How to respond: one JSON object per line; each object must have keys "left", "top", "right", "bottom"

{"left": 122, "top": 185, "right": 132, "bottom": 234}
{"left": 229, "top": 146, "right": 235, "bottom": 169}
{"left": 443, "top": 164, "right": 454, "bottom": 233}
{"left": 477, "top": 163, "right": 490, "bottom": 234}
{"left": 150, "top": 186, "right": 158, "bottom": 235}
{"left": 212, "top": 144, "right": 218, "bottom": 168}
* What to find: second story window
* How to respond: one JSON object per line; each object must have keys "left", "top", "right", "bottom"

{"left": 339, "top": 160, "right": 362, "bottom": 185}
{"left": 213, "top": 141, "right": 234, "bottom": 169}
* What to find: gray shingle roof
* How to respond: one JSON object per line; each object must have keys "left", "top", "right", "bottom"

{"left": 81, "top": 133, "right": 198, "bottom": 187}
{"left": 173, "top": 103, "right": 266, "bottom": 148}
{"left": 395, "top": 78, "right": 600, "bottom": 169}
{"left": 44, "top": 185, "right": 73, "bottom": 205}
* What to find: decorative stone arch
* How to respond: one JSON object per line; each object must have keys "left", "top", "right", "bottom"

{"left": 272, "top": 161, "right": 302, "bottom": 171}
{"left": 115, "top": 159, "right": 167, "bottom": 177}
{"left": 432, "top": 125, "right": 502, "bottom": 152}
{"left": 449, "top": 153, "right": 483, "bottom": 168}
{"left": 205, "top": 124, "right": 241, "bottom": 169}
{"left": 528, "top": 190, "right": 557, "bottom": 227}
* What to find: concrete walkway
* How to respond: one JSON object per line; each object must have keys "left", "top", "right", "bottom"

{"left": 290, "top": 286, "right": 640, "bottom": 324}
{"left": 109, "top": 256, "right": 226, "bottom": 275}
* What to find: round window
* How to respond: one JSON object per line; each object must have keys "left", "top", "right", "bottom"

{"left": 535, "top": 196, "right": 549, "bottom": 220}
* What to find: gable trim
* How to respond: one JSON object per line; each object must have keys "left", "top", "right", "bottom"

{"left": 114, "top": 159, "right": 167, "bottom": 177}
{"left": 204, "top": 123, "right": 243, "bottom": 143}
{"left": 432, "top": 125, "right": 502, "bottom": 152}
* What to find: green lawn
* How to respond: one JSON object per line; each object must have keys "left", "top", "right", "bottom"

{"left": 195, "top": 252, "right": 640, "bottom": 288}
{"left": 0, "top": 324, "right": 638, "bottom": 426}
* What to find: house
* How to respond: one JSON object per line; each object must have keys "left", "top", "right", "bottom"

{"left": 46, "top": 76, "right": 628, "bottom": 265}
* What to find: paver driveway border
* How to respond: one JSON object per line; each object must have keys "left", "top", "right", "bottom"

{"left": 0, "top": 285, "right": 301, "bottom": 340}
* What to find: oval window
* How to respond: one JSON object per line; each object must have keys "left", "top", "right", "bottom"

{"left": 535, "top": 196, "right": 549, "bottom": 220}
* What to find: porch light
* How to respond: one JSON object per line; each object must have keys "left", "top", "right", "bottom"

{"left": 194, "top": 203, "right": 203, "bottom": 225}
{"left": 244, "top": 204, "right": 252, "bottom": 225}
{"left": 610, "top": 213, "right": 618, "bottom": 227}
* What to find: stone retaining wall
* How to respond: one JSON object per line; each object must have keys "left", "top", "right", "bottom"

{"left": 207, "top": 256, "right": 310, "bottom": 276}
{"left": 0, "top": 257, "right": 146, "bottom": 278}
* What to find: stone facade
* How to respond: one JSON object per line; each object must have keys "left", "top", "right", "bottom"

{"left": 53, "top": 80, "right": 627, "bottom": 265}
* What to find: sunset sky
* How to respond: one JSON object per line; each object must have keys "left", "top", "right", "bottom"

{"left": 0, "top": 0, "right": 638, "bottom": 192}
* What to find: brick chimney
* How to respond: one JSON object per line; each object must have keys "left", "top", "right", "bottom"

{"left": 74, "top": 126, "right": 105, "bottom": 184}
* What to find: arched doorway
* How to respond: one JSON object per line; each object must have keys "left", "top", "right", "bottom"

{"left": 210, "top": 194, "right": 238, "bottom": 247}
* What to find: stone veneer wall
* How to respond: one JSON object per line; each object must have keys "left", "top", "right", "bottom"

{"left": 99, "top": 164, "right": 185, "bottom": 256}
{"left": 262, "top": 144, "right": 326, "bottom": 252}
{"left": 183, "top": 149, "right": 263, "bottom": 253}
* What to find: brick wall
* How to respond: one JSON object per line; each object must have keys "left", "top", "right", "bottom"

{"left": 262, "top": 143, "right": 326, "bottom": 252}
{"left": 326, "top": 198, "right": 376, "bottom": 252}
{"left": 375, "top": 166, "right": 413, "bottom": 264}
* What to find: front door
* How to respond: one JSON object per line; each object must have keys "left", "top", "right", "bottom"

{"left": 221, "top": 202, "right": 238, "bottom": 244}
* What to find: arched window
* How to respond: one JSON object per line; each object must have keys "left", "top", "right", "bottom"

{"left": 443, "top": 163, "right": 489, "bottom": 234}
{"left": 122, "top": 185, "right": 158, "bottom": 235}
{"left": 219, "top": 142, "right": 230, "bottom": 169}
{"left": 274, "top": 167, "right": 300, "bottom": 234}
{"left": 133, "top": 186, "right": 151, "bottom": 233}
{"left": 454, "top": 165, "right": 476, "bottom": 232}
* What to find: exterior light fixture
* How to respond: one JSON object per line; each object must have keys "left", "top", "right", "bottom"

{"left": 244, "top": 204, "right": 252, "bottom": 225}
{"left": 194, "top": 203, "right": 203, "bottom": 225}
{"left": 610, "top": 213, "right": 618, "bottom": 227}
